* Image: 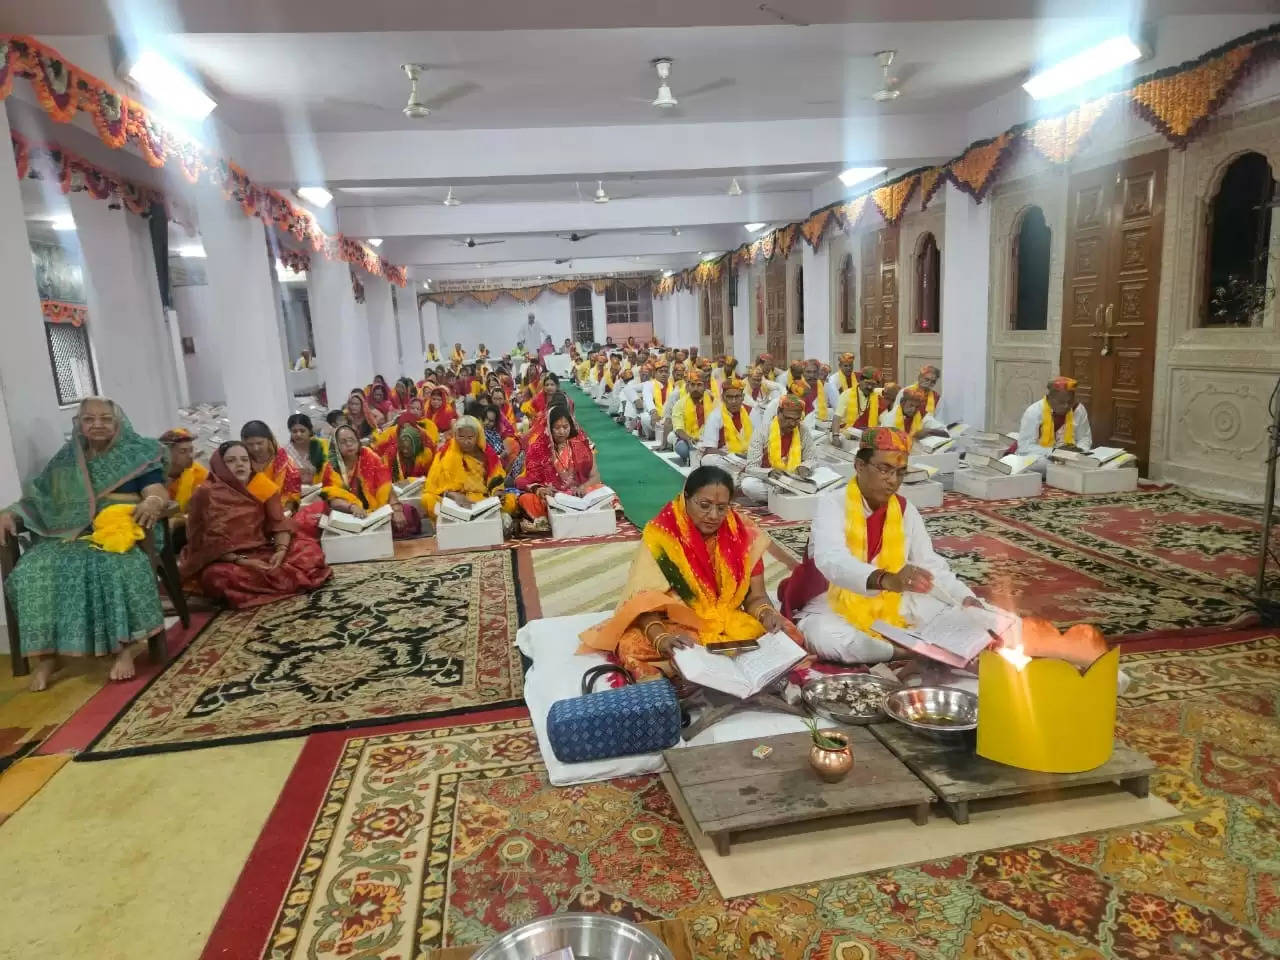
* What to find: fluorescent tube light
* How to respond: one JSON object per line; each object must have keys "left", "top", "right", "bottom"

{"left": 838, "top": 166, "right": 887, "bottom": 188}
{"left": 127, "top": 50, "right": 216, "bottom": 120}
{"left": 1023, "top": 35, "right": 1144, "bottom": 100}
{"left": 49, "top": 214, "right": 76, "bottom": 231}
{"left": 175, "top": 243, "right": 207, "bottom": 258}
{"left": 700, "top": 252, "right": 722, "bottom": 262}
{"left": 744, "top": 222, "right": 767, "bottom": 233}
{"left": 367, "top": 238, "right": 383, "bottom": 247}
{"left": 296, "top": 187, "right": 333, "bottom": 208}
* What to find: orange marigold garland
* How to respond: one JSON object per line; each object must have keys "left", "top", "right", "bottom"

{"left": 871, "top": 174, "right": 919, "bottom": 225}
{"left": 41, "top": 299, "right": 88, "bottom": 326}
{"left": 919, "top": 166, "right": 946, "bottom": 210}
{"left": 801, "top": 208, "right": 834, "bottom": 250}
{"left": 946, "top": 131, "right": 1017, "bottom": 202}
{"left": 1023, "top": 94, "right": 1119, "bottom": 164}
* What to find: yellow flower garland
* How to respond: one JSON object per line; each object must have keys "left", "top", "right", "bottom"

{"left": 1039, "top": 397, "right": 1074, "bottom": 447}
{"left": 767, "top": 418, "right": 802, "bottom": 472}
{"left": 720, "top": 404, "right": 753, "bottom": 455}
{"left": 827, "top": 478, "right": 907, "bottom": 633}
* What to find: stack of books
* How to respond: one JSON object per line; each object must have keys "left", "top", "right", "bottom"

{"left": 914, "top": 434, "right": 956, "bottom": 453}
{"left": 392, "top": 477, "right": 424, "bottom": 500}
{"left": 965, "top": 452, "right": 1040, "bottom": 476}
{"left": 1048, "top": 446, "right": 1137, "bottom": 470}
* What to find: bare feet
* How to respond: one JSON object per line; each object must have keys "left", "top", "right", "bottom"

{"left": 28, "top": 656, "right": 57, "bottom": 692}
{"left": 109, "top": 644, "right": 136, "bottom": 682}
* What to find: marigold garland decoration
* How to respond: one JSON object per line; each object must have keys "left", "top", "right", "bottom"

{"left": 918, "top": 167, "right": 945, "bottom": 210}
{"left": 0, "top": 34, "right": 408, "bottom": 287}
{"left": 424, "top": 274, "right": 654, "bottom": 307}
{"left": 278, "top": 248, "right": 311, "bottom": 274}
{"left": 1023, "top": 94, "right": 1120, "bottom": 164}
{"left": 870, "top": 174, "right": 919, "bottom": 225}
{"left": 837, "top": 195, "right": 868, "bottom": 233}
{"left": 41, "top": 299, "right": 88, "bottom": 326}
{"left": 801, "top": 208, "right": 833, "bottom": 249}
{"left": 1127, "top": 41, "right": 1268, "bottom": 146}
{"left": 947, "top": 132, "right": 1017, "bottom": 202}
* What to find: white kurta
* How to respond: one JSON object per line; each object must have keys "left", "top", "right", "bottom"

{"left": 738, "top": 419, "right": 819, "bottom": 503}
{"left": 1016, "top": 400, "right": 1094, "bottom": 466}
{"left": 797, "top": 487, "right": 975, "bottom": 663}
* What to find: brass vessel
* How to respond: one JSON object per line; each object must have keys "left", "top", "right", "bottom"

{"left": 808, "top": 731, "right": 853, "bottom": 782}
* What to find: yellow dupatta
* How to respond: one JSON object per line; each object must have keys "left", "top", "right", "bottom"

{"left": 1039, "top": 398, "right": 1074, "bottom": 447}
{"left": 893, "top": 406, "right": 924, "bottom": 435}
{"left": 842, "top": 388, "right": 869, "bottom": 427}
{"left": 791, "top": 376, "right": 829, "bottom": 420}
{"left": 680, "top": 392, "right": 715, "bottom": 436}
{"left": 767, "top": 418, "right": 802, "bottom": 472}
{"left": 421, "top": 436, "right": 505, "bottom": 518}
{"left": 651, "top": 380, "right": 671, "bottom": 418}
{"left": 720, "top": 404, "right": 753, "bottom": 455}
{"left": 836, "top": 370, "right": 854, "bottom": 393}
{"left": 907, "top": 383, "right": 938, "bottom": 414}
{"left": 169, "top": 462, "right": 209, "bottom": 512}
{"left": 827, "top": 479, "right": 907, "bottom": 633}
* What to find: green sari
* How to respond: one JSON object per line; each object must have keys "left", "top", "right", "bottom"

{"left": 5, "top": 403, "right": 167, "bottom": 657}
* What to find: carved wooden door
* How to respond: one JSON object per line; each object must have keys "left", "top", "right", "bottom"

{"left": 709, "top": 276, "right": 725, "bottom": 358}
{"left": 860, "top": 227, "right": 900, "bottom": 383}
{"left": 1061, "top": 150, "right": 1165, "bottom": 469}
{"left": 766, "top": 258, "right": 787, "bottom": 364}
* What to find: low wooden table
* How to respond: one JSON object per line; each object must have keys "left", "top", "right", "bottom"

{"left": 868, "top": 722, "right": 1155, "bottom": 825}
{"left": 424, "top": 919, "right": 695, "bottom": 960}
{"left": 664, "top": 729, "right": 935, "bottom": 855}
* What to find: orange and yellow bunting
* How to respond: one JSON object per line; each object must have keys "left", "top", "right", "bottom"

{"left": 870, "top": 174, "right": 919, "bottom": 225}
{"left": 1023, "top": 94, "right": 1120, "bottom": 164}
{"left": 947, "top": 132, "right": 1017, "bottom": 202}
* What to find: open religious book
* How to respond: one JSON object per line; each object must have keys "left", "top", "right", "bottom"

{"left": 671, "top": 630, "right": 807, "bottom": 699}
{"left": 874, "top": 602, "right": 1020, "bottom": 669}
{"left": 964, "top": 452, "right": 1039, "bottom": 475}
{"left": 552, "top": 486, "right": 615, "bottom": 512}
{"left": 439, "top": 495, "right": 502, "bottom": 522}
{"left": 914, "top": 434, "right": 956, "bottom": 453}
{"left": 1049, "top": 446, "right": 1137, "bottom": 470}
{"left": 321, "top": 503, "right": 393, "bottom": 535}
{"left": 392, "top": 477, "right": 425, "bottom": 500}
{"left": 766, "top": 465, "right": 846, "bottom": 496}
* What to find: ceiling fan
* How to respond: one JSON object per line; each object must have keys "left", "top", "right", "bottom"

{"left": 554, "top": 258, "right": 574, "bottom": 265}
{"left": 872, "top": 50, "right": 902, "bottom": 102}
{"left": 641, "top": 227, "right": 682, "bottom": 236}
{"left": 451, "top": 237, "right": 505, "bottom": 248}
{"left": 631, "top": 58, "right": 736, "bottom": 111}
{"left": 556, "top": 232, "right": 598, "bottom": 242}
{"left": 309, "top": 64, "right": 480, "bottom": 120}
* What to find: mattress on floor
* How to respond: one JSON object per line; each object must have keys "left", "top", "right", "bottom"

{"left": 517, "top": 612, "right": 821, "bottom": 786}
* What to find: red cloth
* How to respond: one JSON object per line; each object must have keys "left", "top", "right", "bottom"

{"left": 1052, "top": 411, "right": 1067, "bottom": 433}
{"left": 428, "top": 403, "right": 458, "bottom": 434}
{"left": 538, "top": 341, "right": 555, "bottom": 358}
{"left": 196, "top": 537, "right": 332, "bottom": 609}
{"left": 776, "top": 495, "right": 900, "bottom": 619}
{"left": 519, "top": 430, "right": 595, "bottom": 493}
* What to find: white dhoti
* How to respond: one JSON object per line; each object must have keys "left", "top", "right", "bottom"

{"left": 797, "top": 591, "right": 950, "bottom": 665}
{"left": 739, "top": 475, "right": 770, "bottom": 504}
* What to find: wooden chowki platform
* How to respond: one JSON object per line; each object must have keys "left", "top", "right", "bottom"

{"left": 868, "top": 722, "right": 1155, "bottom": 825}
{"left": 664, "top": 729, "right": 934, "bottom": 855}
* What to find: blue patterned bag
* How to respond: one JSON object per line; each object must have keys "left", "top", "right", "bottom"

{"left": 547, "top": 664, "right": 682, "bottom": 763}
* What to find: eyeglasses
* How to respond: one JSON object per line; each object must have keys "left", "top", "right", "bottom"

{"left": 862, "top": 460, "right": 909, "bottom": 481}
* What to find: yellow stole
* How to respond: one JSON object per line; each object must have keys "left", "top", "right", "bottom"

{"left": 651, "top": 381, "right": 670, "bottom": 417}
{"left": 893, "top": 406, "right": 923, "bottom": 435}
{"left": 720, "top": 405, "right": 753, "bottom": 455}
{"left": 680, "top": 393, "right": 714, "bottom": 436}
{"left": 791, "top": 376, "right": 829, "bottom": 420}
{"left": 868, "top": 390, "right": 884, "bottom": 428}
{"left": 836, "top": 370, "right": 853, "bottom": 393}
{"left": 842, "top": 388, "right": 869, "bottom": 427}
{"left": 767, "top": 418, "right": 802, "bottom": 472}
{"left": 1039, "top": 398, "right": 1074, "bottom": 447}
{"left": 169, "top": 462, "right": 209, "bottom": 512}
{"left": 827, "top": 481, "right": 907, "bottom": 633}
{"left": 908, "top": 383, "right": 938, "bottom": 414}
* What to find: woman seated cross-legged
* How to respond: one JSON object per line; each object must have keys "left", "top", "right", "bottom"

{"left": 0, "top": 397, "right": 168, "bottom": 690}
{"left": 318, "top": 424, "right": 418, "bottom": 538}
{"left": 422, "top": 415, "right": 516, "bottom": 530}
{"left": 578, "top": 466, "right": 804, "bottom": 681}
{"left": 180, "top": 441, "right": 332, "bottom": 608}
{"left": 516, "top": 405, "right": 601, "bottom": 527}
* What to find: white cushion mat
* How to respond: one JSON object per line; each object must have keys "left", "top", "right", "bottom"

{"left": 517, "top": 613, "right": 822, "bottom": 786}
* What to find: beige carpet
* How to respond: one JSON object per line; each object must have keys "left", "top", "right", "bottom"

{"left": 0, "top": 737, "right": 301, "bottom": 960}
{"left": 664, "top": 772, "right": 1178, "bottom": 898}
{"left": 532, "top": 540, "right": 792, "bottom": 618}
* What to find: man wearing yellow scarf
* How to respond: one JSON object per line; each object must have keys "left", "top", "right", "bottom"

{"left": 698, "top": 378, "right": 753, "bottom": 473}
{"left": 642, "top": 364, "right": 673, "bottom": 440}
{"left": 832, "top": 365, "right": 880, "bottom": 436}
{"left": 1016, "top": 376, "right": 1093, "bottom": 470}
{"left": 789, "top": 358, "right": 830, "bottom": 423}
{"left": 895, "top": 364, "right": 942, "bottom": 417}
{"left": 828, "top": 353, "right": 858, "bottom": 408}
{"left": 893, "top": 386, "right": 950, "bottom": 444}
{"left": 779, "top": 426, "right": 979, "bottom": 664}
{"left": 743, "top": 365, "right": 784, "bottom": 429}
{"left": 739, "top": 395, "right": 816, "bottom": 504}
{"left": 668, "top": 372, "right": 714, "bottom": 466}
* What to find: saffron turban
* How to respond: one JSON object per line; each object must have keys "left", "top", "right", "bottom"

{"left": 777, "top": 394, "right": 806, "bottom": 415}
{"left": 860, "top": 426, "right": 912, "bottom": 453}
{"left": 159, "top": 428, "right": 194, "bottom": 445}
{"left": 860, "top": 366, "right": 880, "bottom": 383}
{"left": 1048, "top": 376, "right": 1078, "bottom": 392}
{"left": 900, "top": 387, "right": 928, "bottom": 407}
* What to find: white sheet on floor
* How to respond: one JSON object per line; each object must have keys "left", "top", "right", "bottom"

{"left": 517, "top": 613, "right": 824, "bottom": 786}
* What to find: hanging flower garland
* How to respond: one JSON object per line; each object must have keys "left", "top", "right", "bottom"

{"left": 424, "top": 274, "right": 653, "bottom": 307}
{"left": 0, "top": 33, "right": 408, "bottom": 287}
{"left": 278, "top": 248, "right": 311, "bottom": 274}
{"left": 41, "top": 299, "right": 88, "bottom": 326}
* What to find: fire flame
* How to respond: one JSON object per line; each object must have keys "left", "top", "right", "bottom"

{"left": 996, "top": 643, "right": 1033, "bottom": 671}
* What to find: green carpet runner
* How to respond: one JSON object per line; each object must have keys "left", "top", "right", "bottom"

{"left": 565, "top": 383, "right": 684, "bottom": 528}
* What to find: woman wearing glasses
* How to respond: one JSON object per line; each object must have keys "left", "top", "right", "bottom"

{"left": 778, "top": 426, "right": 980, "bottom": 664}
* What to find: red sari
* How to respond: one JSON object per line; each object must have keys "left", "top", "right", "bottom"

{"left": 180, "top": 451, "right": 332, "bottom": 609}
{"left": 259, "top": 445, "right": 302, "bottom": 511}
{"left": 427, "top": 390, "right": 458, "bottom": 434}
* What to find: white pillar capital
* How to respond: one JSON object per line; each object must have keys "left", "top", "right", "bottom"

{"left": 308, "top": 256, "right": 374, "bottom": 404}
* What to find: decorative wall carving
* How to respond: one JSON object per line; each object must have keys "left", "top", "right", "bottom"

{"left": 1170, "top": 374, "right": 1271, "bottom": 463}
{"left": 993, "top": 359, "right": 1052, "bottom": 429}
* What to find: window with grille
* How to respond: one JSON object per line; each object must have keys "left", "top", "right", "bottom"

{"left": 604, "top": 281, "right": 641, "bottom": 325}
{"left": 794, "top": 266, "right": 804, "bottom": 334}
{"left": 914, "top": 232, "right": 941, "bottom": 333}
{"left": 570, "top": 286, "right": 595, "bottom": 342}
{"left": 45, "top": 321, "right": 99, "bottom": 406}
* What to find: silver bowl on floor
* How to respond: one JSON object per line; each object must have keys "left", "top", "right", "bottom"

{"left": 471, "top": 914, "right": 675, "bottom": 960}
{"left": 882, "top": 686, "right": 978, "bottom": 744}
{"left": 803, "top": 673, "right": 899, "bottom": 724}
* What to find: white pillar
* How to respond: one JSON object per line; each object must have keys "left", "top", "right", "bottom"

{"left": 590, "top": 288, "right": 607, "bottom": 346}
{"left": 732, "top": 268, "right": 751, "bottom": 367}
{"left": 398, "top": 288, "right": 424, "bottom": 379}
{"left": 364, "top": 280, "right": 399, "bottom": 380}
{"left": 69, "top": 192, "right": 179, "bottom": 437}
{"left": 802, "top": 243, "right": 832, "bottom": 364}
{"left": 0, "top": 105, "right": 65, "bottom": 479}
{"left": 941, "top": 182, "right": 992, "bottom": 428}
{"left": 309, "top": 256, "right": 373, "bottom": 402}
{"left": 673, "top": 289, "right": 699, "bottom": 349}
{"left": 419, "top": 298, "right": 442, "bottom": 366}
{"left": 196, "top": 191, "right": 292, "bottom": 435}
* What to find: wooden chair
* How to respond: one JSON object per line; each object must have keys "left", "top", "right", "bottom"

{"left": 1, "top": 516, "right": 189, "bottom": 677}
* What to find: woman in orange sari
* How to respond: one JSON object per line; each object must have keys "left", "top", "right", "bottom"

{"left": 180, "top": 442, "right": 331, "bottom": 608}
{"left": 240, "top": 421, "right": 302, "bottom": 512}
{"left": 345, "top": 390, "right": 379, "bottom": 440}
{"left": 320, "top": 424, "right": 417, "bottom": 537}
{"left": 580, "top": 466, "right": 803, "bottom": 680}
{"left": 426, "top": 386, "right": 458, "bottom": 436}
{"left": 516, "top": 406, "right": 601, "bottom": 520}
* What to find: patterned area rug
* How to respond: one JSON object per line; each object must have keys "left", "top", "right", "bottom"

{"left": 80, "top": 553, "right": 526, "bottom": 759}
{"left": 219, "top": 633, "right": 1280, "bottom": 959}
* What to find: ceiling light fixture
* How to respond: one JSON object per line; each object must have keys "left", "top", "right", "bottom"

{"left": 126, "top": 49, "right": 217, "bottom": 120}
{"left": 1022, "top": 34, "right": 1145, "bottom": 100}
{"left": 296, "top": 186, "right": 333, "bottom": 208}
{"left": 700, "top": 251, "right": 721, "bottom": 262}
{"left": 594, "top": 181, "right": 610, "bottom": 204}
{"left": 367, "top": 238, "right": 383, "bottom": 247}
{"left": 838, "top": 166, "right": 887, "bottom": 188}
{"left": 175, "top": 243, "right": 207, "bottom": 258}
{"left": 728, "top": 178, "right": 743, "bottom": 197}
{"left": 49, "top": 214, "right": 76, "bottom": 231}
{"left": 442, "top": 187, "right": 461, "bottom": 206}
{"left": 744, "top": 222, "right": 767, "bottom": 233}
{"left": 651, "top": 58, "right": 679, "bottom": 109}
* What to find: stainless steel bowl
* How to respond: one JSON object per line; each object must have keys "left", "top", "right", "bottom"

{"left": 470, "top": 914, "right": 675, "bottom": 960}
{"left": 803, "top": 673, "right": 900, "bottom": 725}
{"left": 882, "top": 686, "right": 978, "bottom": 742}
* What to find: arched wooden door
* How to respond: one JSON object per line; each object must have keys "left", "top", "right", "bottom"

{"left": 766, "top": 258, "right": 787, "bottom": 363}
{"left": 709, "top": 276, "right": 725, "bottom": 358}
{"left": 860, "top": 227, "right": 900, "bottom": 383}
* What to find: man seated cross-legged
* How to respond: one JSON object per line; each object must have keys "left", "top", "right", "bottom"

{"left": 738, "top": 394, "right": 818, "bottom": 504}
{"left": 1017, "top": 375, "right": 1094, "bottom": 471}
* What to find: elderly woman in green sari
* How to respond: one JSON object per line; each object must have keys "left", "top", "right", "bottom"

{"left": 0, "top": 398, "right": 169, "bottom": 691}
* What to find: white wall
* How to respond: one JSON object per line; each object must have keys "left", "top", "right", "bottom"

{"left": 437, "top": 295, "right": 572, "bottom": 355}
{"left": 172, "top": 283, "right": 224, "bottom": 405}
